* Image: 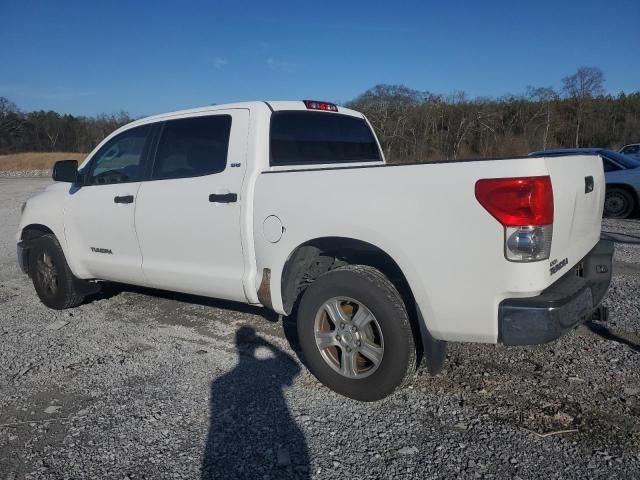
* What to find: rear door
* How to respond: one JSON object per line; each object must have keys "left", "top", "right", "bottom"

{"left": 64, "top": 124, "right": 154, "bottom": 285}
{"left": 134, "top": 110, "right": 249, "bottom": 301}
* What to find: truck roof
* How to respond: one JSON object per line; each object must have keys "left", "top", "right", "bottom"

{"left": 127, "top": 100, "right": 364, "bottom": 130}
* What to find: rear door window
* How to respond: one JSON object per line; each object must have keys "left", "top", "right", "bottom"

{"left": 270, "top": 111, "right": 381, "bottom": 166}
{"left": 152, "top": 115, "right": 232, "bottom": 180}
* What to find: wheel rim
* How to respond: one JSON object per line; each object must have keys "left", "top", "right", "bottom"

{"left": 313, "top": 297, "right": 384, "bottom": 379}
{"left": 605, "top": 193, "right": 629, "bottom": 217}
{"left": 36, "top": 251, "right": 58, "bottom": 296}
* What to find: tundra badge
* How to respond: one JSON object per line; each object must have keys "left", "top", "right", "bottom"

{"left": 90, "top": 247, "right": 113, "bottom": 254}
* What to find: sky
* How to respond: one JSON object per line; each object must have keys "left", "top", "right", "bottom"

{"left": 1, "top": 0, "right": 638, "bottom": 117}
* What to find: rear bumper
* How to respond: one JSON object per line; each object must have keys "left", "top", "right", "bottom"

{"left": 499, "top": 239, "right": 614, "bottom": 346}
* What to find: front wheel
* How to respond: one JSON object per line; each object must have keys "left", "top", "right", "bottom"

{"left": 28, "top": 234, "right": 86, "bottom": 309}
{"left": 604, "top": 187, "right": 636, "bottom": 219}
{"left": 297, "top": 265, "right": 417, "bottom": 401}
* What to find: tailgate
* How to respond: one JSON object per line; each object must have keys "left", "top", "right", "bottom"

{"left": 545, "top": 154, "right": 605, "bottom": 273}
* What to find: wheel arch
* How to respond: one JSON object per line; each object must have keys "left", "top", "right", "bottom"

{"left": 21, "top": 223, "right": 55, "bottom": 242}
{"left": 19, "top": 224, "right": 57, "bottom": 275}
{"left": 277, "top": 236, "right": 446, "bottom": 373}
{"left": 606, "top": 183, "right": 639, "bottom": 202}
{"left": 280, "top": 236, "right": 410, "bottom": 315}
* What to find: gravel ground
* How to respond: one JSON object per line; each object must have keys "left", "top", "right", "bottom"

{"left": 1, "top": 177, "right": 639, "bottom": 480}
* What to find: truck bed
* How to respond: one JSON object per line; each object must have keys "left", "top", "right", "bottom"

{"left": 253, "top": 154, "right": 604, "bottom": 343}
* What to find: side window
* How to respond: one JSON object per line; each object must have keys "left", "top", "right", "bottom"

{"left": 603, "top": 159, "right": 620, "bottom": 172}
{"left": 152, "top": 115, "right": 232, "bottom": 180}
{"left": 87, "top": 125, "right": 151, "bottom": 185}
{"left": 622, "top": 145, "right": 639, "bottom": 155}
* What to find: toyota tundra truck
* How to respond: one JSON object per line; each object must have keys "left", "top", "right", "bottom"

{"left": 16, "top": 100, "right": 613, "bottom": 401}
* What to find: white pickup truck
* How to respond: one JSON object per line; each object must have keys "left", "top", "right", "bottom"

{"left": 17, "top": 100, "right": 613, "bottom": 401}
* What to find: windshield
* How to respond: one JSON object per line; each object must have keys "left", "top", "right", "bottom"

{"left": 602, "top": 150, "right": 640, "bottom": 169}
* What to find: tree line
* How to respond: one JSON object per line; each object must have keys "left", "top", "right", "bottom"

{"left": 1, "top": 67, "right": 638, "bottom": 161}
{"left": 0, "top": 97, "right": 131, "bottom": 155}
{"left": 347, "top": 67, "right": 640, "bottom": 161}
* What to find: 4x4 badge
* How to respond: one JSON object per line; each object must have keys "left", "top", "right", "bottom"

{"left": 550, "top": 257, "right": 568, "bottom": 275}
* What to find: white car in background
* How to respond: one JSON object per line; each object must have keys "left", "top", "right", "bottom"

{"left": 17, "top": 100, "right": 613, "bottom": 401}
{"left": 530, "top": 148, "right": 640, "bottom": 218}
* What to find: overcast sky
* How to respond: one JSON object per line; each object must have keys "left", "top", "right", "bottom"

{"left": 1, "top": 0, "right": 638, "bottom": 116}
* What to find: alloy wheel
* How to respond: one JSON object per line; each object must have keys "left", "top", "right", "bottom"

{"left": 313, "top": 297, "right": 384, "bottom": 379}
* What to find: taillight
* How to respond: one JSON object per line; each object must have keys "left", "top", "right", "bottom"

{"left": 303, "top": 100, "right": 338, "bottom": 112}
{"left": 475, "top": 176, "right": 554, "bottom": 262}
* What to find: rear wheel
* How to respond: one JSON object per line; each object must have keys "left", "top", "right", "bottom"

{"left": 29, "top": 234, "right": 85, "bottom": 309}
{"left": 604, "top": 187, "right": 635, "bottom": 218}
{"left": 297, "top": 265, "right": 417, "bottom": 401}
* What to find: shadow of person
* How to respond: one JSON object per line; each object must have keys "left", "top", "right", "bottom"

{"left": 585, "top": 320, "right": 640, "bottom": 352}
{"left": 201, "top": 326, "right": 310, "bottom": 479}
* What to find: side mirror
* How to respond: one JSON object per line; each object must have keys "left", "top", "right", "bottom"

{"left": 52, "top": 160, "right": 79, "bottom": 183}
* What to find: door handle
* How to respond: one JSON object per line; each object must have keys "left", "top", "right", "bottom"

{"left": 585, "top": 176, "right": 594, "bottom": 194}
{"left": 114, "top": 195, "right": 134, "bottom": 204}
{"left": 209, "top": 193, "right": 238, "bottom": 203}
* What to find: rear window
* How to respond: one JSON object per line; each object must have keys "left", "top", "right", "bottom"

{"left": 270, "top": 111, "right": 381, "bottom": 166}
{"left": 152, "top": 115, "right": 232, "bottom": 180}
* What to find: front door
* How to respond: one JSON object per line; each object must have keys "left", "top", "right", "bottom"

{"left": 64, "top": 124, "right": 153, "bottom": 285}
{"left": 134, "top": 110, "right": 249, "bottom": 301}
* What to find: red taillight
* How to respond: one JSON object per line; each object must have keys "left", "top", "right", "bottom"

{"left": 303, "top": 100, "right": 338, "bottom": 112}
{"left": 475, "top": 176, "right": 554, "bottom": 227}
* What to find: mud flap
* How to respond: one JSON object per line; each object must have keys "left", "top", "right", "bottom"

{"left": 416, "top": 307, "right": 447, "bottom": 375}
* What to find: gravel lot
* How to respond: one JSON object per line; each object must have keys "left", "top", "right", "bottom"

{"left": 1, "top": 177, "right": 639, "bottom": 479}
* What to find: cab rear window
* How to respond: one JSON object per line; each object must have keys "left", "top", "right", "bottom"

{"left": 270, "top": 111, "right": 381, "bottom": 166}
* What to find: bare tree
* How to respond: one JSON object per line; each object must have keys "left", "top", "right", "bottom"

{"left": 0, "top": 97, "right": 24, "bottom": 152}
{"left": 29, "top": 111, "right": 63, "bottom": 151}
{"left": 527, "top": 86, "right": 559, "bottom": 150}
{"left": 562, "top": 67, "right": 605, "bottom": 147}
{"left": 349, "top": 85, "right": 424, "bottom": 160}
{"left": 0, "top": 97, "right": 20, "bottom": 135}
{"left": 562, "top": 67, "right": 605, "bottom": 98}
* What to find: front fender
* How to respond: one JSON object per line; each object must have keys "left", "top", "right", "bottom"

{"left": 17, "top": 183, "right": 85, "bottom": 277}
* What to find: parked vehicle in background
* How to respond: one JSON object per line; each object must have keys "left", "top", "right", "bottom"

{"left": 619, "top": 143, "right": 640, "bottom": 161}
{"left": 530, "top": 148, "right": 640, "bottom": 219}
{"left": 17, "top": 101, "right": 613, "bottom": 401}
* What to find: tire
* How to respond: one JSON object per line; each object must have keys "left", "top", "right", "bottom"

{"left": 604, "top": 187, "right": 636, "bottom": 219}
{"left": 297, "top": 265, "right": 417, "bottom": 401}
{"left": 28, "top": 234, "right": 85, "bottom": 309}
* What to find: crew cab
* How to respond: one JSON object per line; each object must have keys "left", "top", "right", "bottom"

{"left": 17, "top": 100, "right": 613, "bottom": 401}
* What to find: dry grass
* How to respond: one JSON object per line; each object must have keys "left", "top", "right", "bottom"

{"left": 0, "top": 152, "right": 87, "bottom": 172}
